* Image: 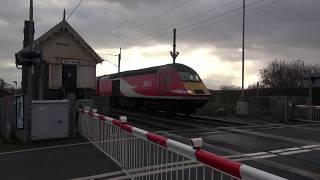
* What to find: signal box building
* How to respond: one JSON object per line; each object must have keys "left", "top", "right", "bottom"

{"left": 31, "top": 16, "right": 103, "bottom": 100}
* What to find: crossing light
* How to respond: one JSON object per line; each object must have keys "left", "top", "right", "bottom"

{"left": 15, "top": 49, "right": 41, "bottom": 66}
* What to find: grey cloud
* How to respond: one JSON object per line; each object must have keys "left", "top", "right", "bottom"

{"left": 1, "top": 0, "right": 320, "bottom": 87}
{"left": 203, "top": 74, "right": 237, "bottom": 90}
{"left": 0, "top": 61, "right": 21, "bottom": 85}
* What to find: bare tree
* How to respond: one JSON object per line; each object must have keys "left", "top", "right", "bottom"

{"left": 259, "top": 59, "right": 319, "bottom": 88}
{"left": 247, "top": 82, "right": 266, "bottom": 89}
{"left": 220, "top": 84, "right": 241, "bottom": 90}
{"left": 0, "top": 78, "right": 14, "bottom": 90}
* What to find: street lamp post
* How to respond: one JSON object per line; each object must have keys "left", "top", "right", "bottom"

{"left": 241, "top": 0, "right": 245, "bottom": 101}
{"left": 236, "top": 0, "right": 249, "bottom": 116}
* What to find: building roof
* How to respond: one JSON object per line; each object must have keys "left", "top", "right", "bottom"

{"left": 34, "top": 19, "right": 103, "bottom": 63}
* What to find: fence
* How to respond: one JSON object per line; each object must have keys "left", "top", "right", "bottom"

{"left": 78, "top": 108, "right": 286, "bottom": 180}
{"left": 76, "top": 97, "right": 110, "bottom": 115}
{"left": 0, "top": 97, "right": 5, "bottom": 137}
{"left": 0, "top": 96, "right": 16, "bottom": 139}
{"left": 76, "top": 99, "right": 94, "bottom": 110}
{"left": 291, "top": 105, "right": 320, "bottom": 121}
{"left": 249, "top": 96, "right": 310, "bottom": 122}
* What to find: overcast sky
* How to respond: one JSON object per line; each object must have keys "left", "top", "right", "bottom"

{"left": 0, "top": 0, "right": 319, "bottom": 89}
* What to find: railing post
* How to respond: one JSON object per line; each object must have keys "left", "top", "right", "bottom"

{"left": 284, "top": 96, "right": 288, "bottom": 123}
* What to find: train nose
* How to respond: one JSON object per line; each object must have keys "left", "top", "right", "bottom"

{"left": 194, "top": 89, "right": 205, "bottom": 94}
{"left": 183, "top": 82, "right": 210, "bottom": 95}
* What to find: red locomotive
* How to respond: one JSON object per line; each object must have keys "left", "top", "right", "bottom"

{"left": 96, "top": 63, "right": 210, "bottom": 114}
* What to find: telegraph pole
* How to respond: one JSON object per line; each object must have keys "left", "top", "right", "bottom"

{"left": 118, "top": 48, "right": 121, "bottom": 73}
{"left": 240, "top": 0, "right": 246, "bottom": 101}
{"left": 27, "top": 0, "right": 34, "bottom": 96}
{"left": 170, "top": 28, "right": 179, "bottom": 64}
{"left": 14, "top": 0, "right": 37, "bottom": 140}
{"left": 25, "top": 0, "right": 34, "bottom": 139}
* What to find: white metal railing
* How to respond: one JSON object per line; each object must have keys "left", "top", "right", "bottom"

{"left": 292, "top": 105, "right": 320, "bottom": 121}
{"left": 78, "top": 108, "right": 287, "bottom": 180}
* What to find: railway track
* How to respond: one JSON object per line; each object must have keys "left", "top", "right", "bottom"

{"left": 110, "top": 108, "right": 251, "bottom": 132}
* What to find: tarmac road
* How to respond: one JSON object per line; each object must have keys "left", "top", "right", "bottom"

{"left": 0, "top": 136, "right": 122, "bottom": 180}
{"left": 156, "top": 122, "right": 320, "bottom": 180}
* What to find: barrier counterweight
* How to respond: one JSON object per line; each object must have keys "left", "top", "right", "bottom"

{"left": 78, "top": 109, "right": 287, "bottom": 180}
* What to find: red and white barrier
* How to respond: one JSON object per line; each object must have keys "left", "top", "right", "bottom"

{"left": 80, "top": 108, "right": 287, "bottom": 180}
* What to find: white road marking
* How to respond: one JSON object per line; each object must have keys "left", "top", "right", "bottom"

{"left": 210, "top": 122, "right": 320, "bottom": 133}
{"left": 227, "top": 144, "right": 320, "bottom": 162}
{"left": 70, "top": 170, "right": 124, "bottom": 180}
{"left": 160, "top": 130, "right": 319, "bottom": 162}
{"left": 107, "top": 163, "right": 204, "bottom": 180}
{"left": 0, "top": 138, "right": 137, "bottom": 156}
{"left": 252, "top": 154, "right": 278, "bottom": 159}
{"left": 244, "top": 152, "right": 269, "bottom": 157}
{"left": 71, "top": 160, "right": 198, "bottom": 180}
{"left": 197, "top": 131, "right": 222, "bottom": 135}
{"left": 292, "top": 126, "right": 320, "bottom": 132}
{"left": 301, "top": 144, "right": 320, "bottom": 148}
{"left": 230, "top": 129, "right": 318, "bottom": 145}
{"left": 0, "top": 141, "right": 93, "bottom": 156}
{"left": 279, "top": 149, "right": 311, "bottom": 155}
{"left": 224, "top": 154, "right": 243, "bottom": 158}
{"left": 270, "top": 147, "right": 302, "bottom": 153}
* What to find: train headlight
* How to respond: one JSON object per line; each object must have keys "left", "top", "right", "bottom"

{"left": 187, "top": 90, "right": 193, "bottom": 94}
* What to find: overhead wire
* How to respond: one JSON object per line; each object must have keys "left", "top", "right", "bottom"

{"left": 125, "top": 0, "right": 193, "bottom": 30}
{"left": 123, "top": 0, "right": 284, "bottom": 48}
{"left": 178, "top": 0, "right": 285, "bottom": 38}
{"left": 106, "top": 0, "right": 164, "bottom": 34}
{"left": 98, "top": 53, "right": 118, "bottom": 56}
{"left": 123, "top": 0, "right": 264, "bottom": 48}
{"left": 121, "top": 0, "right": 238, "bottom": 48}
{"left": 101, "top": 57, "right": 118, "bottom": 67}
{"left": 65, "top": 0, "right": 284, "bottom": 56}
{"left": 67, "top": 0, "right": 85, "bottom": 21}
{"left": 144, "top": 0, "right": 164, "bottom": 11}
{"left": 113, "top": 0, "right": 194, "bottom": 46}
{"left": 178, "top": 0, "right": 265, "bottom": 32}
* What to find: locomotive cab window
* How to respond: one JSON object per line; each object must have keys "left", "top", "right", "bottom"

{"left": 179, "top": 72, "right": 200, "bottom": 82}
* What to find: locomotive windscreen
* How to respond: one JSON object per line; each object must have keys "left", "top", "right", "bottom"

{"left": 178, "top": 72, "right": 201, "bottom": 82}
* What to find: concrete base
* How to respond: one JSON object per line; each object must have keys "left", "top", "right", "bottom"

{"left": 16, "top": 130, "right": 31, "bottom": 142}
{"left": 236, "top": 101, "right": 249, "bottom": 116}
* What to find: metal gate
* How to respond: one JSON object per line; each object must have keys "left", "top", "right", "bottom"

{"left": 0, "top": 96, "right": 16, "bottom": 139}
{"left": 78, "top": 108, "right": 286, "bottom": 180}
{"left": 250, "top": 96, "right": 311, "bottom": 122}
{"left": 291, "top": 105, "right": 320, "bottom": 121}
